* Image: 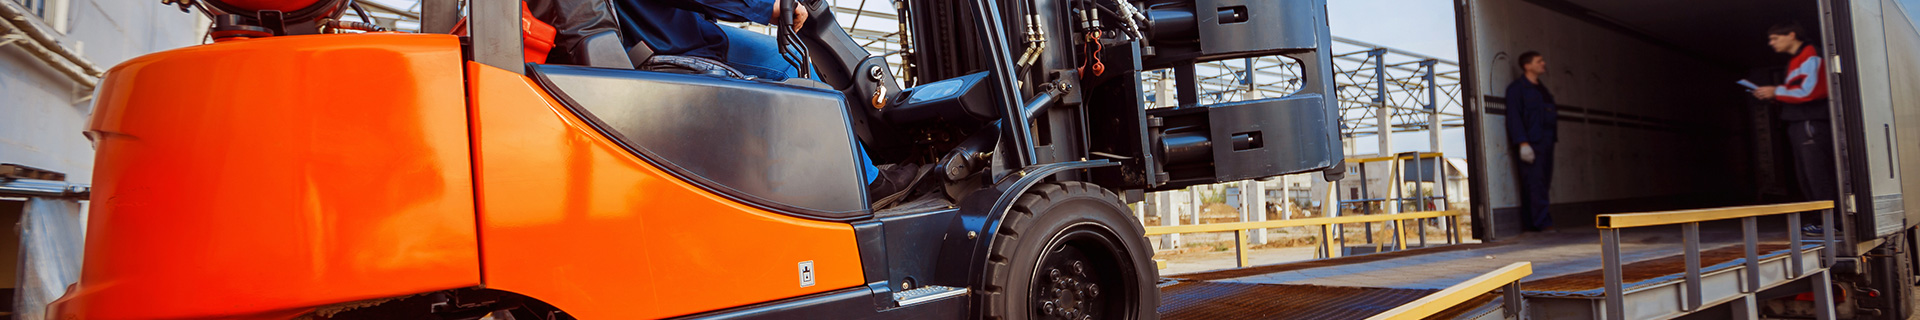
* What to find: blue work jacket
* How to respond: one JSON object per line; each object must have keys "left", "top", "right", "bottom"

{"left": 613, "top": 0, "right": 777, "bottom": 61}
{"left": 1504, "top": 78, "right": 1558, "bottom": 145}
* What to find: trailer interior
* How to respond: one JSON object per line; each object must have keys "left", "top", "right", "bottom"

{"left": 1463, "top": 0, "right": 1911, "bottom": 237}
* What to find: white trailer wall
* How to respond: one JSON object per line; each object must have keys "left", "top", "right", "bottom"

{"left": 1858, "top": 0, "right": 1920, "bottom": 233}
{"left": 1468, "top": 0, "right": 1760, "bottom": 235}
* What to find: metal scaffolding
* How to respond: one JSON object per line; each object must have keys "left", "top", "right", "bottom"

{"left": 367, "top": 1, "right": 1463, "bottom": 146}
{"left": 786, "top": 1, "right": 1466, "bottom": 145}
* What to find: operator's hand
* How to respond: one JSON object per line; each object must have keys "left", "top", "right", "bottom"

{"left": 1752, "top": 86, "right": 1777, "bottom": 100}
{"left": 772, "top": 2, "right": 809, "bottom": 30}
{"left": 1518, "top": 143, "right": 1536, "bottom": 164}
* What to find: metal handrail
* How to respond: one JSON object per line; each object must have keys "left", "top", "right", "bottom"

{"left": 1366, "top": 262, "right": 1533, "bottom": 320}
{"left": 1346, "top": 152, "right": 1444, "bottom": 164}
{"left": 1597, "top": 201, "right": 1834, "bottom": 228}
{"left": 1143, "top": 209, "right": 1464, "bottom": 236}
{"left": 1144, "top": 209, "right": 1467, "bottom": 268}
{"left": 1591, "top": 200, "right": 1836, "bottom": 320}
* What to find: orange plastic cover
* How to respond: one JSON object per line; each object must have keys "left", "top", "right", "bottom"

{"left": 465, "top": 62, "right": 866, "bottom": 318}
{"left": 48, "top": 34, "right": 480, "bottom": 319}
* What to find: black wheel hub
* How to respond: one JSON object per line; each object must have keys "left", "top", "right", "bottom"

{"left": 1033, "top": 231, "right": 1123, "bottom": 320}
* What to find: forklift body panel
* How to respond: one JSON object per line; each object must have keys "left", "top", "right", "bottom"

{"left": 48, "top": 34, "right": 483, "bottom": 319}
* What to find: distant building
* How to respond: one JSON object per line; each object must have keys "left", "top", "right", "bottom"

{"left": 2, "top": 1, "right": 201, "bottom": 318}
{"left": 2, "top": 0, "right": 203, "bottom": 183}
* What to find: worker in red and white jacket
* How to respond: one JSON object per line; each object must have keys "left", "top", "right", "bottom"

{"left": 1754, "top": 24, "right": 1829, "bottom": 109}
{"left": 1753, "top": 22, "right": 1835, "bottom": 236}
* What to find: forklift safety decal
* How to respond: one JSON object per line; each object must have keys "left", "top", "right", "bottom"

{"left": 799, "top": 261, "right": 816, "bottom": 287}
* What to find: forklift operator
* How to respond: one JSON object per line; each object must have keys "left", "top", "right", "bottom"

{"left": 612, "top": 0, "right": 811, "bottom": 80}
{"left": 603, "top": 0, "right": 900, "bottom": 197}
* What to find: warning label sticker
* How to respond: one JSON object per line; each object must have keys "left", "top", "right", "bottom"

{"left": 799, "top": 261, "right": 816, "bottom": 287}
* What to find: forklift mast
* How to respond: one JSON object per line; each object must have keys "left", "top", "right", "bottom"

{"left": 883, "top": 0, "right": 1345, "bottom": 192}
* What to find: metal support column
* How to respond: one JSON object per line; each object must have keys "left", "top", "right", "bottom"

{"left": 1789, "top": 213, "right": 1805, "bottom": 277}
{"left": 1423, "top": 60, "right": 1443, "bottom": 212}
{"left": 1388, "top": 155, "right": 1403, "bottom": 251}
{"left": 1503, "top": 282, "right": 1524, "bottom": 318}
{"left": 1155, "top": 192, "right": 1180, "bottom": 249}
{"left": 1368, "top": 48, "right": 1392, "bottom": 251}
{"left": 1743, "top": 217, "right": 1761, "bottom": 293}
{"left": 1326, "top": 180, "right": 1344, "bottom": 258}
{"left": 471, "top": 0, "right": 524, "bottom": 74}
{"left": 1731, "top": 295, "right": 1760, "bottom": 320}
{"left": 1822, "top": 209, "right": 1836, "bottom": 265}
{"left": 1188, "top": 187, "right": 1201, "bottom": 226}
{"left": 1360, "top": 162, "right": 1373, "bottom": 246}
{"left": 1812, "top": 270, "right": 1837, "bottom": 320}
{"left": 1244, "top": 180, "right": 1267, "bottom": 244}
{"left": 1602, "top": 228, "right": 1625, "bottom": 320}
{"left": 1683, "top": 222, "right": 1703, "bottom": 311}
{"left": 1234, "top": 230, "right": 1250, "bottom": 268}
{"left": 1371, "top": 49, "right": 1391, "bottom": 160}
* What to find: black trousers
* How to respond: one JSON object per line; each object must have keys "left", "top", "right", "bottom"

{"left": 1517, "top": 142, "right": 1556, "bottom": 230}
{"left": 1789, "top": 120, "right": 1838, "bottom": 203}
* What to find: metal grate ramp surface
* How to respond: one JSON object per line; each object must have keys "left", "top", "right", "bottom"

{"left": 1522, "top": 243, "right": 1792, "bottom": 296}
{"left": 1157, "top": 282, "right": 1500, "bottom": 319}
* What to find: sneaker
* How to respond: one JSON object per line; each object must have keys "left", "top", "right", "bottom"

{"left": 1802, "top": 224, "right": 1826, "bottom": 237}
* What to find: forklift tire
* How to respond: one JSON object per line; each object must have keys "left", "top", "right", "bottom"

{"left": 980, "top": 182, "right": 1159, "bottom": 320}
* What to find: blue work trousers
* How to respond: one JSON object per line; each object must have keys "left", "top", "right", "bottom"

{"left": 1518, "top": 142, "right": 1555, "bottom": 230}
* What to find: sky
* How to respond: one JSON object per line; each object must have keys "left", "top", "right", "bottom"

{"left": 1325, "top": 0, "right": 1466, "bottom": 157}
{"left": 1328, "top": 0, "right": 1461, "bottom": 62}
{"left": 1904, "top": 0, "right": 1920, "bottom": 30}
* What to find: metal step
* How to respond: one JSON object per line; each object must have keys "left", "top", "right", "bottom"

{"left": 892, "top": 285, "right": 968, "bottom": 307}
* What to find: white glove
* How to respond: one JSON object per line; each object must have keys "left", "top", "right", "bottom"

{"left": 1518, "top": 144, "right": 1536, "bottom": 164}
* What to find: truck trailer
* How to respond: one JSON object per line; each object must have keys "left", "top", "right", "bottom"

{"left": 1456, "top": 0, "right": 1920, "bottom": 318}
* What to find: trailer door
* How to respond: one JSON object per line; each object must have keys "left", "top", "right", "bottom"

{"left": 1822, "top": 0, "right": 1912, "bottom": 240}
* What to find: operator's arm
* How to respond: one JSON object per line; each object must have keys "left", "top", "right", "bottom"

{"left": 644, "top": 0, "right": 779, "bottom": 24}
{"left": 1774, "top": 55, "right": 1824, "bottom": 104}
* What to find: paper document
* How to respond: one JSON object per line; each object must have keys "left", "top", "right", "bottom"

{"left": 1736, "top": 79, "right": 1760, "bottom": 91}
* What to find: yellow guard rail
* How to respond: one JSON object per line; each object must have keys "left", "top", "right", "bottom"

{"left": 1590, "top": 201, "right": 1835, "bottom": 320}
{"left": 1366, "top": 262, "right": 1533, "bottom": 320}
{"left": 1143, "top": 209, "right": 1468, "bottom": 268}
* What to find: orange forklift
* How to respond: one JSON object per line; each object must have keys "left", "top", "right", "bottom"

{"left": 48, "top": 0, "right": 1342, "bottom": 318}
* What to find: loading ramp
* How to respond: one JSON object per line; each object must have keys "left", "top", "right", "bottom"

{"left": 1150, "top": 201, "right": 1838, "bottom": 319}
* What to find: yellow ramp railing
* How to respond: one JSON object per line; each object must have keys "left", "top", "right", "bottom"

{"left": 1590, "top": 200, "right": 1836, "bottom": 320}
{"left": 1143, "top": 209, "right": 1468, "bottom": 268}
{"left": 1366, "top": 262, "right": 1533, "bottom": 320}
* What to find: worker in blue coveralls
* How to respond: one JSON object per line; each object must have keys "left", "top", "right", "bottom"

{"left": 1506, "top": 51, "right": 1556, "bottom": 232}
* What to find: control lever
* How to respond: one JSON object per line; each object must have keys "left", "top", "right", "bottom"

{"left": 776, "top": 0, "right": 812, "bottom": 79}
